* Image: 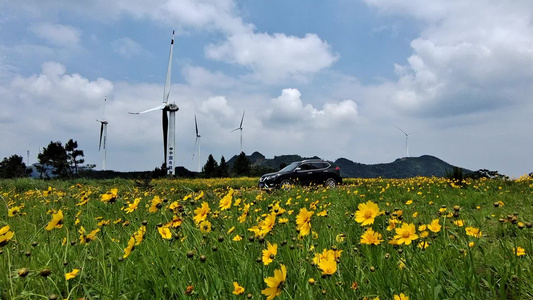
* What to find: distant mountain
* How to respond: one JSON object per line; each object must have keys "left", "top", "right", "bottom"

{"left": 228, "top": 152, "right": 471, "bottom": 179}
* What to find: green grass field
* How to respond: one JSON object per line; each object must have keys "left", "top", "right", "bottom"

{"left": 1, "top": 176, "right": 532, "bottom": 299}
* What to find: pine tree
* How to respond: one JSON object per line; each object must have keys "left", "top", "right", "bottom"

{"left": 0, "top": 154, "right": 28, "bottom": 178}
{"left": 65, "top": 139, "right": 85, "bottom": 175}
{"left": 231, "top": 152, "right": 250, "bottom": 177}
{"left": 203, "top": 154, "right": 219, "bottom": 178}
{"left": 217, "top": 156, "right": 229, "bottom": 178}
{"left": 38, "top": 141, "right": 69, "bottom": 178}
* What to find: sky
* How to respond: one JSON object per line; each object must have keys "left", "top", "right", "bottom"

{"left": 1, "top": 0, "right": 532, "bottom": 178}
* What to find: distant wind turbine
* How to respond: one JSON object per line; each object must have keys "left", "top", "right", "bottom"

{"left": 395, "top": 126, "right": 418, "bottom": 158}
{"left": 97, "top": 98, "right": 108, "bottom": 170}
{"left": 129, "top": 31, "right": 179, "bottom": 175}
{"left": 232, "top": 110, "right": 245, "bottom": 153}
{"left": 192, "top": 115, "right": 201, "bottom": 172}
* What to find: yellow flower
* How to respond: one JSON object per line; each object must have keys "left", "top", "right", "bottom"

{"left": 193, "top": 202, "right": 210, "bottom": 224}
{"left": 199, "top": 220, "right": 212, "bottom": 233}
{"left": 45, "top": 210, "right": 64, "bottom": 231}
{"left": 219, "top": 188, "right": 234, "bottom": 210}
{"left": 261, "top": 264, "right": 287, "bottom": 300}
{"left": 394, "top": 293, "right": 409, "bottom": 300}
{"left": 453, "top": 220, "right": 464, "bottom": 227}
{"left": 336, "top": 233, "right": 346, "bottom": 243}
{"left": 78, "top": 227, "right": 100, "bottom": 244}
{"left": 360, "top": 228, "right": 383, "bottom": 245}
{"left": 101, "top": 188, "right": 118, "bottom": 203}
{"left": 232, "top": 281, "right": 245, "bottom": 295}
{"left": 124, "top": 198, "right": 141, "bottom": 213}
{"left": 394, "top": 223, "right": 418, "bottom": 245}
{"left": 318, "top": 258, "right": 337, "bottom": 275}
{"left": 158, "top": 226, "right": 172, "bottom": 239}
{"left": 514, "top": 247, "right": 526, "bottom": 256}
{"left": 355, "top": 201, "right": 381, "bottom": 226}
{"left": 149, "top": 196, "right": 163, "bottom": 213}
{"left": 0, "top": 225, "right": 15, "bottom": 246}
{"left": 262, "top": 241, "right": 278, "bottom": 265}
{"left": 427, "top": 219, "right": 442, "bottom": 233}
{"left": 65, "top": 268, "right": 80, "bottom": 280}
{"left": 418, "top": 241, "right": 430, "bottom": 249}
{"left": 465, "top": 227, "right": 482, "bottom": 238}
{"left": 233, "top": 235, "right": 242, "bottom": 241}
{"left": 123, "top": 237, "right": 135, "bottom": 258}
{"left": 405, "top": 200, "right": 413, "bottom": 205}
{"left": 296, "top": 208, "right": 314, "bottom": 237}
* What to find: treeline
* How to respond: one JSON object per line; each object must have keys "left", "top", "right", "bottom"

{"left": 200, "top": 152, "right": 276, "bottom": 178}
{"left": 0, "top": 139, "right": 91, "bottom": 179}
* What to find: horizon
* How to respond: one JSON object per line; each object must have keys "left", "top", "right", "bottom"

{"left": 1, "top": 1, "right": 532, "bottom": 178}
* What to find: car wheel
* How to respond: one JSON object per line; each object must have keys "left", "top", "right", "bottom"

{"left": 325, "top": 178, "right": 337, "bottom": 188}
{"left": 280, "top": 179, "right": 292, "bottom": 190}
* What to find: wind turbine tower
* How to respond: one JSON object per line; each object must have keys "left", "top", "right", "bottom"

{"left": 130, "top": 31, "right": 179, "bottom": 175}
{"left": 232, "top": 110, "right": 245, "bottom": 153}
{"left": 395, "top": 126, "right": 416, "bottom": 158}
{"left": 193, "top": 115, "right": 201, "bottom": 172}
{"left": 97, "top": 98, "right": 108, "bottom": 170}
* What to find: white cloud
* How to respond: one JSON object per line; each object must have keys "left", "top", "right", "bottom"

{"left": 112, "top": 37, "right": 143, "bottom": 58}
{"left": 365, "top": 0, "right": 533, "bottom": 117}
{"left": 206, "top": 33, "right": 339, "bottom": 83}
{"left": 262, "top": 88, "right": 358, "bottom": 129}
{"left": 29, "top": 23, "right": 82, "bottom": 47}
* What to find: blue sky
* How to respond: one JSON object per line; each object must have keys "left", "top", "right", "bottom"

{"left": 1, "top": 0, "right": 532, "bottom": 177}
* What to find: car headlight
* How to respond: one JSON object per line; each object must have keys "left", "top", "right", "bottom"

{"left": 264, "top": 174, "right": 279, "bottom": 181}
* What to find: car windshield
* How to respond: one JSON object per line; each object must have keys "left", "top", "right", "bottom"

{"left": 279, "top": 162, "right": 300, "bottom": 172}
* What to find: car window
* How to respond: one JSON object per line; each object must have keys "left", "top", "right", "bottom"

{"left": 311, "top": 162, "right": 329, "bottom": 169}
{"left": 298, "top": 163, "right": 316, "bottom": 171}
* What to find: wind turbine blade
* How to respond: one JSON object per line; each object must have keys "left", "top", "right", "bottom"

{"left": 240, "top": 110, "right": 245, "bottom": 128}
{"left": 395, "top": 126, "right": 408, "bottom": 135}
{"left": 162, "top": 108, "right": 169, "bottom": 167}
{"left": 163, "top": 31, "right": 175, "bottom": 104}
{"left": 195, "top": 115, "right": 199, "bottom": 137}
{"left": 129, "top": 103, "right": 166, "bottom": 114}
{"left": 99, "top": 122, "right": 104, "bottom": 151}
{"left": 193, "top": 137, "right": 199, "bottom": 159}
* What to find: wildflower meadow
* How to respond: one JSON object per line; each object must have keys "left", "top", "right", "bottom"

{"left": 1, "top": 176, "right": 532, "bottom": 299}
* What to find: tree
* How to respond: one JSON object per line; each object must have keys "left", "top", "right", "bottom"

{"left": 65, "top": 139, "right": 85, "bottom": 175}
{"left": 0, "top": 154, "right": 28, "bottom": 178}
{"left": 203, "top": 154, "right": 219, "bottom": 178}
{"left": 231, "top": 152, "right": 251, "bottom": 177}
{"left": 217, "top": 156, "right": 229, "bottom": 178}
{"left": 38, "top": 141, "right": 68, "bottom": 178}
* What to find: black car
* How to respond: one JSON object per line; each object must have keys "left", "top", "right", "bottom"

{"left": 259, "top": 159, "right": 342, "bottom": 189}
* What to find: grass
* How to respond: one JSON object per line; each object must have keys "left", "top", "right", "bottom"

{"left": 0, "top": 176, "right": 532, "bottom": 299}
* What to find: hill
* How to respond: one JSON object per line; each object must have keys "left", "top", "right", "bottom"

{"left": 228, "top": 152, "right": 470, "bottom": 179}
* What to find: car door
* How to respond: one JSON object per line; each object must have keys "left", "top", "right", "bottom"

{"left": 294, "top": 163, "right": 317, "bottom": 185}
{"left": 310, "top": 162, "right": 330, "bottom": 184}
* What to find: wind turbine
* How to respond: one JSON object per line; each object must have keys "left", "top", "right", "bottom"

{"left": 97, "top": 98, "right": 108, "bottom": 170}
{"left": 129, "top": 31, "right": 179, "bottom": 176}
{"left": 192, "top": 115, "right": 201, "bottom": 172}
{"left": 232, "top": 110, "right": 245, "bottom": 153}
{"left": 395, "top": 126, "right": 416, "bottom": 158}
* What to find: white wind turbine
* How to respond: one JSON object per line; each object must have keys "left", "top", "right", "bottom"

{"left": 192, "top": 115, "right": 201, "bottom": 172}
{"left": 395, "top": 126, "right": 417, "bottom": 158}
{"left": 130, "top": 31, "right": 179, "bottom": 175}
{"left": 232, "top": 110, "right": 245, "bottom": 153}
{"left": 97, "top": 98, "right": 108, "bottom": 170}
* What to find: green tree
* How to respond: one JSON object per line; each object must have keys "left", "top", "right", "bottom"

{"left": 217, "top": 156, "right": 229, "bottom": 178}
{"left": 0, "top": 154, "right": 28, "bottom": 178}
{"left": 203, "top": 154, "right": 219, "bottom": 178}
{"left": 65, "top": 139, "right": 85, "bottom": 175}
{"left": 231, "top": 152, "right": 250, "bottom": 177}
{"left": 38, "top": 141, "right": 68, "bottom": 178}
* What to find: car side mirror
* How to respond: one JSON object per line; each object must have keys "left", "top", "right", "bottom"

{"left": 295, "top": 167, "right": 301, "bottom": 171}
